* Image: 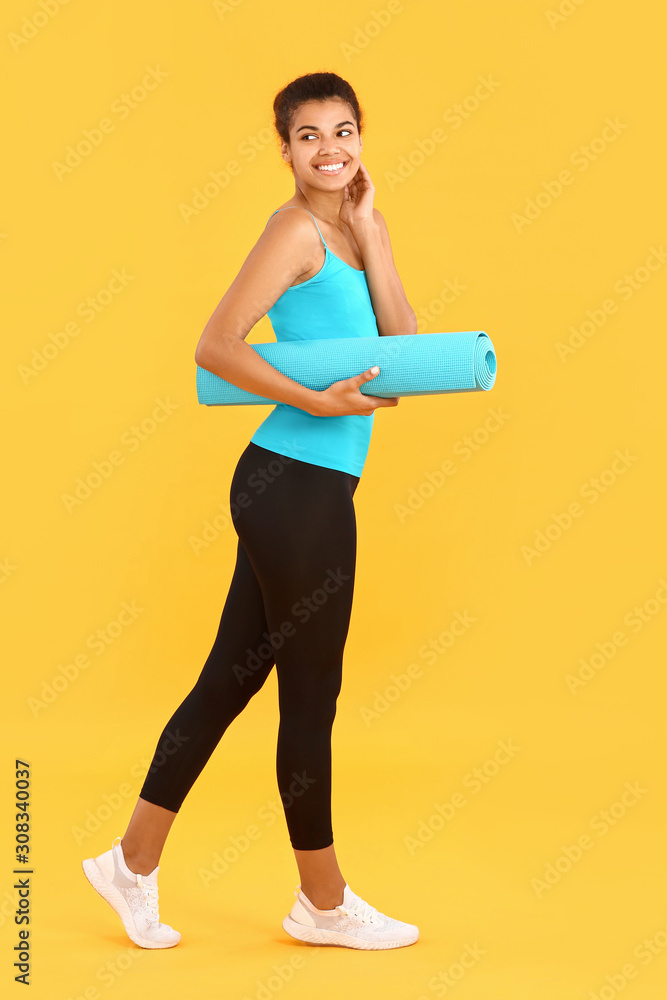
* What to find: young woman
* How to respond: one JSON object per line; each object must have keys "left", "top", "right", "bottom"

{"left": 83, "top": 71, "right": 420, "bottom": 951}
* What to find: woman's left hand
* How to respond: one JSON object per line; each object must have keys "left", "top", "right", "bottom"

{"left": 340, "top": 161, "right": 375, "bottom": 230}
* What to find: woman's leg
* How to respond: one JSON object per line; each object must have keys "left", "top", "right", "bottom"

{"left": 135, "top": 535, "right": 276, "bottom": 813}
{"left": 120, "top": 440, "right": 360, "bottom": 905}
{"left": 120, "top": 448, "right": 281, "bottom": 870}
{"left": 293, "top": 844, "right": 346, "bottom": 908}
{"left": 121, "top": 799, "right": 177, "bottom": 875}
{"left": 232, "top": 444, "right": 360, "bottom": 900}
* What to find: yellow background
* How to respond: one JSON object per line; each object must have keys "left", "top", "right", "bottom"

{"left": 3, "top": 0, "right": 666, "bottom": 997}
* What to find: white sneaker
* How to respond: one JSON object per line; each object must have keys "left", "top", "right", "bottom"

{"left": 82, "top": 836, "right": 180, "bottom": 949}
{"left": 282, "top": 883, "right": 419, "bottom": 950}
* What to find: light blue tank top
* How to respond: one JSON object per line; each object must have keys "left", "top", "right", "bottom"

{"left": 249, "top": 207, "right": 380, "bottom": 478}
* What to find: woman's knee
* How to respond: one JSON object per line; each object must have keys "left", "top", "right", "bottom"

{"left": 278, "top": 686, "right": 341, "bottom": 731}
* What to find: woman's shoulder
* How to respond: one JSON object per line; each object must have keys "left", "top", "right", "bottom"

{"left": 263, "top": 204, "right": 322, "bottom": 247}
{"left": 269, "top": 202, "right": 315, "bottom": 220}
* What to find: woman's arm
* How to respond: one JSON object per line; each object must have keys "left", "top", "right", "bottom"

{"left": 351, "top": 208, "right": 418, "bottom": 337}
{"left": 194, "top": 208, "right": 398, "bottom": 417}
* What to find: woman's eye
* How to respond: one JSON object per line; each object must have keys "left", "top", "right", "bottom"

{"left": 302, "top": 130, "right": 352, "bottom": 140}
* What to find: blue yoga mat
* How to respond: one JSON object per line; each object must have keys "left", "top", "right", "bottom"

{"left": 196, "top": 330, "right": 496, "bottom": 406}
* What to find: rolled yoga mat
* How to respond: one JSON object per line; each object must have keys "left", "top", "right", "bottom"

{"left": 196, "top": 330, "right": 496, "bottom": 406}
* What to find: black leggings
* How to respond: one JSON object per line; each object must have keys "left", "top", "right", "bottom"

{"left": 139, "top": 441, "right": 360, "bottom": 850}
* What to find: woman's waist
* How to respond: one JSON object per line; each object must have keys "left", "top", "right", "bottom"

{"left": 257, "top": 404, "right": 375, "bottom": 426}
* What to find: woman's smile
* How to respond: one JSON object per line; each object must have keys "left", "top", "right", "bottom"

{"left": 313, "top": 160, "right": 348, "bottom": 175}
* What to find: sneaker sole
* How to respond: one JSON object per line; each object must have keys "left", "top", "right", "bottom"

{"left": 282, "top": 914, "right": 419, "bottom": 950}
{"left": 81, "top": 859, "right": 180, "bottom": 950}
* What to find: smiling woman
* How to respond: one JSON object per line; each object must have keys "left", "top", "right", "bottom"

{"left": 82, "top": 70, "right": 420, "bottom": 955}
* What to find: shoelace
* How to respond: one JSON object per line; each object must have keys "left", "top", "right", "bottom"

{"left": 136, "top": 875, "right": 159, "bottom": 920}
{"left": 337, "top": 897, "right": 380, "bottom": 925}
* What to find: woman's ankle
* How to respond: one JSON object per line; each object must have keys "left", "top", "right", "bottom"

{"left": 120, "top": 840, "right": 159, "bottom": 876}
{"left": 300, "top": 882, "right": 346, "bottom": 909}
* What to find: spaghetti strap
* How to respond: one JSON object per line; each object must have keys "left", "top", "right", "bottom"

{"left": 266, "top": 206, "right": 328, "bottom": 250}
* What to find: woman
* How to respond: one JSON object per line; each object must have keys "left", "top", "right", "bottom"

{"left": 83, "top": 71, "right": 420, "bottom": 951}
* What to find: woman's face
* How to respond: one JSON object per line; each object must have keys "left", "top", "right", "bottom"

{"left": 283, "top": 98, "right": 362, "bottom": 190}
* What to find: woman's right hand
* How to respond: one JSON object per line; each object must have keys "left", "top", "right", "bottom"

{"left": 308, "top": 367, "right": 399, "bottom": 417}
